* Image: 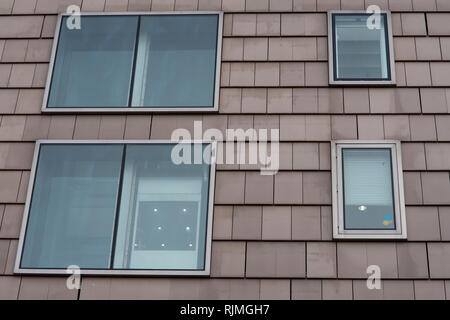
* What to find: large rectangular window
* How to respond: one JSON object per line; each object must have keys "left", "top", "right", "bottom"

{"left": 331, "top": 141, "right": 407, "bottom": 239}
{"left": 43, "top": 12, "right": 222, "bottom": 112}
{"left": 328, "top": 11, "right": 396, "bottom": 85}
{"left": 16, "top": 141, "right": 216, "bottom": 275}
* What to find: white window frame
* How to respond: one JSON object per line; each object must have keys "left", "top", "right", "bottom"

{"left": 331, "top": 140, "right": 407, "bottom": 239}
{"left": 328, "top": 10, "right": 396, "bottom": 86}
{"left": 41, "top": 11, "right": 223, "bottom": 113}
{"left": 15, "top": 140, "right": 217, "bottom": 276}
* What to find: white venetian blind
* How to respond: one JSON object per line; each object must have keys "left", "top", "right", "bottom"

{"left": 342, "top": 149, "right": 393, "bottom": 206}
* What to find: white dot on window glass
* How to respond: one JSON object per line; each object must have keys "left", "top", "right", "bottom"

{"left": 161, "top": 243, "right": 165, "bottom": 247}
{"left": 186, "top": 226, "right": 190, "bottom": 231}
{"left": 157, "top": 226, "right": 162, "bottom": 230}
{"left": 154, "top": 208, "right": 158, "bottom": 212}
{"left": 189, "top": 243, "right": 193, "bottom": 247}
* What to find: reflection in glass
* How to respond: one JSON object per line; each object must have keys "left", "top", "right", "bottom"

{"left": 21, "top": 144, "right": 123, "bottom": 269}
{"left": 113, "top": 144, "right": 211, "bottom": 270}
{"left": 48, "top": 16, "right": 138, "bottom": 107}
{"left": 334, "top": 14, "right": 389, "bottom": 80}
{"left": 342, "top": 148, "right": 395, "bottom": 230}
{"left": 131, "top": 15, "right": 218, "bottom": 107}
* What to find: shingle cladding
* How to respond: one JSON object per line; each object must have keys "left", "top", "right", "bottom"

{"left": 0, "top": 0, "right": 449, "bottom": 300}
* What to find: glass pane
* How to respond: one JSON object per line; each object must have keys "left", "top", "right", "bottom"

{"left": 334, "top": 14, "right": 389, "bottom": 80}
{"left": 342, "top": 148, "right": 395, "bottom": 230}
{"left": 48, "top": 16, "right": 138, "bottom": 108}
{"left": 131, "top": 15, "right": 218, "bottom": 108}
{"left": 21, "top": 144, "right": 123, "bottom": 269}
{"left": 113, "top": 144, "right": 211, "bottom": 270}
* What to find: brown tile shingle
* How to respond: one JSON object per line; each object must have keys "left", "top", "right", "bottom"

{"left": 0, "top": 89, "right": 19, "bottom": 114}
{"left": 127, "top": 0, "right": 152, "bottom": 11}
{"left": 318, "top": 88, "right": 343, "bottom": 114}
{"left": 230, "top": 63, "right": 255, "bottom": 86}
{"left": 241, "top": 88, "right": 266, "bottom": 113}
{"left": 369, "top": 88, "right": 420, "bottom": 114}
{"left": 416, "top": 37, "right": 442, "bottom": 60}
{"left": 337, "top": 243, "right": 398, "bottom": 279}
{"left": 232, "top": 205, "right": 262, "bottom": 239}
{"left": 210, "top": 241, "right": 246, "bottom": 277}
{"left": 274, "top": 172, "right": 302, "bottom": 204}
{"left": 401, "top": 143, "right": 426, "bottom": 170}
{"left": 431, "top": 62, "right": 450, "bottom": 86}
{"left": 262, "top": 206, "right": 291, "bottom": 240}
{"left": 123, "top": 115, "right": 151, "bottom": 140}
{"left": 1, "top": 40, "right": 28, "bottom": 63}
{"left": 291, "top": 206, "right": 321, "bottom": 240}
{"left": 421, "top": 172, "right": 450, "bottom": 204}
{"left": 405, "top": 62, "right": 431, "bottom": 86}
{"left": 233, "top": 14, "right": 256, "bottom": 35}
{"left": 403, "top": 172, "right": 423, "bottom": 205}
{"left": 246, "top": 0, "right": 269, "bottom": 12}
{"left": 267, "top": 88, "right": 292, "bottom": 113}
{"left": 244, "top": 38, "right": 268, "bottom": 61}
{"left": 255, "top": 62, "right": 279, "bottom": 86}
{"left": 420, "top": 88, "right": 449, "bottom": 113}
{"left": 396, "top": 243, "right": 429, "bottom": 278}
{"left": 18, "top": 277, "right": 78, "bottom": 300}
{"left": 212, "top": 206, "right": 233, "bottom": 240}
{"left": 98, "top": 116, "right": 126, "bottom": 139}
{"left": 0, "top": 16, "right": 44, "bottom": 38}
{"left": 0, "top": 276, "right": 20, "bottom": 300}
{"left": 425, "top": 143, "right": 450, "bottom": 170}
{"left": 307, "top": 242, "right": 337, "bottom": 278}
{"left": 222, "top": 38, "right": 243, "bottom": 61}
{"left": 293, "top": 0, "right": 316, "bottom": 11}
{"left": 293, "top": 88, "right": 318, "bottom": 113}
{"left": 428, "top": 13, "right": 450, "bottom": 35}
{"left": 436, "top": 116, "right": 450, "bottom": 141}
{"left": 344, "top": 88, "right": 370, "bottom": 114}
{"left": 357, "top": 115, "right": 385, "bottom": 140}
{"left": 414, "top": 280, "right": 446, "bottom": 300}
{"left": 331, "top": 115, "right": 357, "bottom": 140}
{"left": 280, "top": 62, "right": 304, "bottom": 86}
{"left": 246, "top": 242, "right": 305, "bottom": 277}
{"left": 15, "top": 89, "right": 44, "bottom": 114}
{"left": 439, "top": 207, "right": 450, "bottom": 241}
{"left": 292, "top": 143, "right": 319, "bottom": 170}
{"left": 305, "top": 62, "right": 328, "bottom": 86}
{"left": 394, "top": 38, "right": 417, "bottom": 60}
{"left": 48, "top": 115, "right": 75, "bottom": 139}
{"left": 245, "top": 172, "right": 273, "bottom": 204}
{"left": 428, "top": 243, "right": 450, "bottom": 278}
{"left": 322, "top": 280, "right": 353, "bottom": 300}
{"left": 409, "top": 115, "right": 437, "bottom": 141}
{"left": 413, "top": 0, "right": 437, "bottom": 11}
{"left": 384, "top": 115, "right": 411, "bottom": 141}
{"left": 401, "top": 13, "right": 427, "bottom": 36}
{"left": 0, "top": 143, "right": 34, "bottom": 170}
{"left": 215, "top": 172, "right": 245, "bottom": 204}
{"left": 291, "top": 279, "right": 321, "bottom": 300}
{"left": 302, "top": 172, "right": 331, "bottom": 204}
{"left": 8, "top": 64, "right": 35, "bottom": 88}
{"left": 0, "top": 205, "right": 23, "bottom": 238}
{"left": 260, "top": 279, "right": 290, "bottom": 300}
{"left": 256, "top": 13, "right": 280, "bottom": 36}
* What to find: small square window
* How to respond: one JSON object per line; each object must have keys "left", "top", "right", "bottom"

{"left": 15, "top": 141, "right": 216, "bottom": 275}
{"left": 328, "top": 11, "right": 396, "bottom": 85}
{"left": 43, "top": 12, "right": 223, "bottom": 112}
{"left": 331, "top": 141, "right": 407, "bottom": 239}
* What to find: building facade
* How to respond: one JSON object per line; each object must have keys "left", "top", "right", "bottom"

{"left": 0, "top": 0, "right": 450, "bottom": 300}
